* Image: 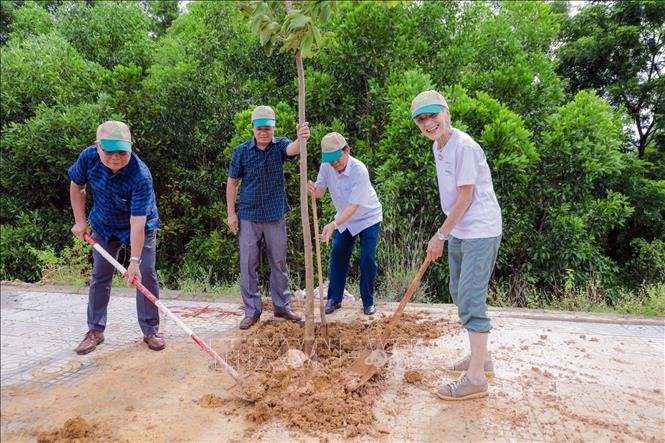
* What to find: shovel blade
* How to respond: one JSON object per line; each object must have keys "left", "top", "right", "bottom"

{"left": 347, "top": 349, "right": 390, "bottom": 390}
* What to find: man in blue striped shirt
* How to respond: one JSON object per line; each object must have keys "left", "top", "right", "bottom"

{"left": 227, "top": 106, "right": 310, "bottom": 329}
{"left": 69, "top": 121, "right": 164, "bottom": 354}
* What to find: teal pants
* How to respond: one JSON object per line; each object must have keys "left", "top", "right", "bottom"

{"left": 448, "top": 235, "right": 501, "bottom": 333}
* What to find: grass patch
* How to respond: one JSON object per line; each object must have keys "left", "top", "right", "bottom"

{"left": 375, "top": 219, "right": 432, "bottom": 303}
{"left": 489, "top": 280, "right": 665, "bottom": 317}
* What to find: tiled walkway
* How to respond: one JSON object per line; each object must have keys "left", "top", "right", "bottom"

{"left": 1, "top": 287, "right": 243, "bottom": 387}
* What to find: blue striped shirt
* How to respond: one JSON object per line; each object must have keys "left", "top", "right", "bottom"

{"left": 68, "top": 145, "right": 159, "bottom": 245}
{"left": 228, "top": 137, "right": 292, "bottom": 222}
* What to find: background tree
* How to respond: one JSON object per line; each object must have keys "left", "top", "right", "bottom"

{"left": 557, "top": 0, "right": 664, "bottom": 158}
{"left": 141, "top": 0, "right": 180, "bottom": 37}
{"left": 239, "top": 0, "right": 337, "bottom": 354}
{"left": 1, "top": 0, "right": 661, "bottom": 313}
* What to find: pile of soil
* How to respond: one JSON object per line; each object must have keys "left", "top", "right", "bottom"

{"left": 228, "top": 312, "right": 455, "bottom": 437}
{"left": 197, "top": 393, "right": 227, "bottom": 408}
{"left": 403, "top": 369, "right": 424, "bottom": 383}
{"left": 35, "top": 416, "right": 114, "bottom": 442}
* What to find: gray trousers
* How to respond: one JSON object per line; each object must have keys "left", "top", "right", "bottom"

{"left": 239, "top": 218, "right": 292, "bottom": 318}
{"left": 88, "top": 231, "right": 160, "bottom": 336}
{"left": 448, "top": 235, "right": 501, "bottom": 333}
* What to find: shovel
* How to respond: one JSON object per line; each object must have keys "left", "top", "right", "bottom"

{"left": 81, "top": 232, "right": 259, "bottom": 401}
{"left": 311, "top": 193, "right": 329, "bottom": 344}
{"left": 347, "top": 255, "right": 431, "bottom": 389}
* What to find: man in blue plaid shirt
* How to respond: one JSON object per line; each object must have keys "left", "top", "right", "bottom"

{"left": 227, "top": 105, "right": 310, "bottom": 329}
{"left": 69, "top": 121, "right": 165, "bottom": 354}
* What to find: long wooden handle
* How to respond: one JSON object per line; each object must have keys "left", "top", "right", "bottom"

{"left": 311, "top": 193, "right": 327, "bottom": 329}
{"left": 82, "top": 233, "right": 240, "bottom": 381}
{"left": 380, "top": 256, "right": 431, "bottom": 344}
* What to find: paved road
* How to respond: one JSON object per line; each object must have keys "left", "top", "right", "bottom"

{"left": 1, "top": 284, "right": 664, "bottom": 442}
{"left": 1, "top": 285, "right": 243, "bottom": 387}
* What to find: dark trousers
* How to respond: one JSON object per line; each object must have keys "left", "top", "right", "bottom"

{"left": 87, "top": 231, "right": 160, "bottom": 336}
{"left": 327, "top": 222, "right": 380, "bottom": 308}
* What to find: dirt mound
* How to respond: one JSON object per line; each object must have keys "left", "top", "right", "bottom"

{"left": 228, "top": 312, "right": 454, "bottom": 437}
{"left": 404, "top": 370, "right": 423, "bottom": 383}
{"left": 198, "top": 393, "right": 227, "bottom": 408}
{"left": 35, "top": 416, "right": 114, "bottom": 442}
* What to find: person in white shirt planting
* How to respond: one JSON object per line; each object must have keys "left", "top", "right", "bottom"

{"left": 307, "top": 132, "right": 383, "bottom": 316}
{"left": 411, "top": 90, "right": 502, "bottom": 400}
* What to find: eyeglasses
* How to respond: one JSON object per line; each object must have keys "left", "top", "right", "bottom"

{"left": 415, "top": 112, "right": 440, "bottom": 125}
{"left": 254, "top": 126, "right": 274, "bottom": 132}
{"left": 101, "top": 149, "right": 130, "bottom": 157}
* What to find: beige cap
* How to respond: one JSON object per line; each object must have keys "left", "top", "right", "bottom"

{"left": 96, "top": 121, "right": 132, "bottom": 152}
{"left": 410, "top": 90, "right": 448, "bottom": 119}
{"left": 320, "top": 132, "right": 347, "bottom": 163}
{"left": 251, "top": 105, "right": 276, "bottom": 127}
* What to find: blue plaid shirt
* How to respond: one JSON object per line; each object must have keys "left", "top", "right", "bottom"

{"left": 228, "top": 137, "right": 292, "bottom": 222}
{"left": 68, "top": 145, "right": 159, "bottom": 245}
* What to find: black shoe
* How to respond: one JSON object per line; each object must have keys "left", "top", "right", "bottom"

{"left": 324, "top": 299, "right": 342, "bottom": 315}
{"left": 274, "top": 309, "right": 302, "bottom": 322}
{"left": 363, "top": 305, "right": 376, "bottom": 315}
{"left": 239, "top": 316, "right": 260, "bottom": 330}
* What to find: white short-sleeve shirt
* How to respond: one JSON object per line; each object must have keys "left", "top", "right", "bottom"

{"left": 315, "top": 156, "right": 383, "bottom": 236}
{"left": 434, "top": 128, "right": 502, "bottom": 239}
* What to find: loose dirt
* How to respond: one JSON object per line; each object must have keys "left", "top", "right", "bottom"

{"left": 2, "top": 306, "right": 662, "bottom": 442}
{"left": 34, "top": 416, "right": 117, "bottom": 442}
{"left": 197, "top": 393, "right": 227, "bottom": 408}
{"left": 403, "top": 370, "right": 423, "bottom": 383}
{"left": 227, "top": 312, "right": 454, "bottom": 437}
{"left": 2, "top": 311, "right": 453, "bottom": 442}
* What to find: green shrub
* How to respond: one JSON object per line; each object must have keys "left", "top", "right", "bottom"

{"left": 1, "top": 211, "right": 48, "bottom": 282}
{"left": 179, "top": 230, "right": 239, "bottom": 287}
{"left": 628, "top": 239, "right": 665, "bottom": 286}
{"left": 55, "top": 1, "right": 155, "bottom": 70}
{"left": 35, "top": 237, "right": 92, "bottom": 287}
{"left": 0, "top": 33, "right": 103, "bottom": 126}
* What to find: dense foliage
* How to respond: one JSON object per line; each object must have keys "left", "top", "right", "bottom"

{"left": 1, "top": 0, "right": 663, "bottom": 307}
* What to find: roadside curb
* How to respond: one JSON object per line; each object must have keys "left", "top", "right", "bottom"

{"left": 2, "top": 282, "right": 662, "bottom": 326}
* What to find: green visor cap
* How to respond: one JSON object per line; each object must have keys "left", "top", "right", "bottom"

{"left": 100, "top": 139, "right": 132, "bottom": 152}
{"left": 320, "top": 132, "right": 347, "bottom": 163}
{"left": 321, "top": 148, "right": 343, "bottom": 163}
{"left": 252, "top": 118, "right": 276, "bottom": 127}
{"left": 251, "top": 105, "right": 276, "bottom": 128}
{"left": 410, "top": 90, "right": 448, "bottom": 119}
{"left": 412, "top": 104, "right": 444, "bottom": 119}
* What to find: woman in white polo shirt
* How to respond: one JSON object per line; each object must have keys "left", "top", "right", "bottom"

{"left": 411, "top": 90, "right": 502, "bottom": 400}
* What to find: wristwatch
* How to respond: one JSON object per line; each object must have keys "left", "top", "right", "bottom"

{"left": 129, "top": 256, "right": 142, "bottom": 265}
{"left": 436, "top": 229, "right": 448, "bottom": 241}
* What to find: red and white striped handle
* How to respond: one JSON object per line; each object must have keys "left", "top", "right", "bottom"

{"left": 82, "top": 232, "right": 239, "bottom": 381}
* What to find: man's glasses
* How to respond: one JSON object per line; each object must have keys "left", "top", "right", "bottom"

{"left": 101, "top": 148, "right": 130, "bottom": 157}
{"left": 254, "top": 126, "right": 274, "bottom": 132}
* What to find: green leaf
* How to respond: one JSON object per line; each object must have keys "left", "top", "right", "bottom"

{"left": 289, "top": 13, "right": 311, "bottom": 30}
{"left": 312, "top": 24, "right": 322, "bottom": 46}
{"left": 300, "top": 30, "right": 314, "bottom": 58}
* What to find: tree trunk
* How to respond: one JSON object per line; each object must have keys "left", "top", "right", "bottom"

{"left": 282, "top": 0, "right": 315, "bottom": 357}
{"left": 295, "top": 49, "right": 316, "bottom": 357}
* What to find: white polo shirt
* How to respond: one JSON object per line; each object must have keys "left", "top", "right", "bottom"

{"left": 315, "top": 156, "right": 383, "bottom": 236}
{"left": 434, "top": 128, "right": 502, "bottom": 239}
